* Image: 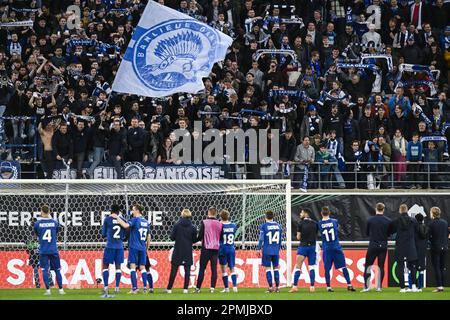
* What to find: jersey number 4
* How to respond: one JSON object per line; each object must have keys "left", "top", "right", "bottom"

{"left": 42, "top": 229, "right": 52, "bottom": 243}
{"left": 322, "top": 228, "right": 336, "bottom": 242}
{"left": 266, "top": 231, "right": 280, "bottom": 244}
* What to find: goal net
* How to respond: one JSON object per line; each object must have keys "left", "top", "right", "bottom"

{"left": 0, "top": 180, "right": 291, "bottom": 289}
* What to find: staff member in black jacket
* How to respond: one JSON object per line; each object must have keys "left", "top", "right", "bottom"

{"left": 413, "top": 213, "right": 428, "bottom": 291}
{"left": 390, "top": 204, "right": 419, "bottom": 292}
{"left": 166, "top": 209, "right": 197, "bottom": 294}
{"left": 127, "top": 117, "right": 147, "bottom": 162}
{"left": 107, "top": 120, "right": 127, "bottom": 179}
{"left": 428, "top": 207, "right": 449, "bottom": 293}
{"left": 362, "top": 202, "right": 392, "bottom": 292}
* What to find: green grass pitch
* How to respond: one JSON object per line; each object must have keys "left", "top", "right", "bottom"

{"left": 0, "top": 288, "right": 449, "bottom": 300}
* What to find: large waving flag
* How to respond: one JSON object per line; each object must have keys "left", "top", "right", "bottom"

{"left": 112, "top": 1, "right": 233, "bottom": 97}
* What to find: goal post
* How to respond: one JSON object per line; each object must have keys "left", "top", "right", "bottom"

{"left": 0, "top": 179, "right": 292, "bottom": 289}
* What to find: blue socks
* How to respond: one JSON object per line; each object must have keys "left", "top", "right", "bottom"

{"left": 115, "top": 270, "right": 121, "bottom": 288}
{"left": 309, "top": 269, "right": 316, "bottom": 287}
{"left": 342, "top": 267, "right": 351, "bottom": 285}
{"left": 147, "top": 271, "right": 153, "bottom": 289}
{"left": 103, "top": 269, "right": 109, "bottom": 288}
{"left": 222, "top": 273, "right": 229, "bottom": 288}
{"left": 42, "top": 268, "right": 50, "bottom": 290}
{"left": 141, "top": 271, "right": 147, "bottom": 289}
{"left": 418, "top": 271, "right": 424, "bottom": 289}
{"left": 266, "top": 270, "right": 273, "bottom": 288}
{"left": 293, "top": 269, "right": 301, "bottom": 286}
{"left": 231, "top": 273, "right": 237, "bottom": 287}
{"left": 130, "top": 270, "right": 137, "bottom": 290}
{"left": 274, "top": 269, "right": 280, "bottom": 288}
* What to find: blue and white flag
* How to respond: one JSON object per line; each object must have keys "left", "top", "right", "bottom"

{"left": 112, "top": 1, "right": 233, "bottom": 97}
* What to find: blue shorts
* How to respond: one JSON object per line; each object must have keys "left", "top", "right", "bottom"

{"left": 323, "top": 248, "right": 346, "bottom": 270}
{"left": 128, "top": 248, "right": 147, "bottom": 266}
{"left": 219, "top": 249, "right": 236, "bottom": 268}
{"left": 261, "top": 254, "right": 279, "bottom": 268}
{"left": 40, "top": 253, "right": 61, "bottom": 271}
{"left": 297, "top": 246, "right": 317, "bottom": 265}
{"left": 103, "top": 248, "right": 124, "bottom": 265}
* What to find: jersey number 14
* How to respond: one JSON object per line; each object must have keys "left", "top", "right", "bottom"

{"left": 266, "top": 231, "right": 280, "bottom": 244}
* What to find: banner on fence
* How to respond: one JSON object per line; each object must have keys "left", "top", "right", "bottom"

{"left": 52, "top": 162, "right": 225, "bottom": 180}
{"left": 0, "top": 249, "right": 381, "bottom": 289}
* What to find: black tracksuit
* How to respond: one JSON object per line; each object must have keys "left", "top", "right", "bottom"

{"left": 390, "top": 213, "right": 419, "bottom": 289}
{"left": 364, "top": 214, "right": 392, "bottom": 289}
{"left": 167, "top": 217, "right": 197, "bottom": 290}
{"left": 428, "top": 218, "right": 449, "bottom": 288}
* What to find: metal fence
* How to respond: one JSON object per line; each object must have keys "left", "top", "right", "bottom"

{"left": 227, "top": 161, "right": 450, "bottom": 189}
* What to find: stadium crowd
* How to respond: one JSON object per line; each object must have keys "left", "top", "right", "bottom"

{"left": 0, "top": 0, "right": 449, "bottom": 186}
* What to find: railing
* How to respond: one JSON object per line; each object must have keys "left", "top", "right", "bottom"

{"left": 227, "top": 161, "right": 450, "bottom": 189}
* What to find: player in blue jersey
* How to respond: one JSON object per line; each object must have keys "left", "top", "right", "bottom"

{"left": 112, "top": 203, "right": 151, "bottom": 294}
{"left": 257, "top": 210, "right": 282, "bottom": 293}
{"left": 33, "top": 204, "right": 65, "bottom": 295}
{"left": 290, "top": 208, "right": 319, "bottom": 293}
{"left": 101, "top": 204, "right": 126, "bottom": 297}
{"left": 318, "top": 206, "right": 355, "bottom": 292}
{"left": 218, "top": 209, "right": 238, "bottom": 293}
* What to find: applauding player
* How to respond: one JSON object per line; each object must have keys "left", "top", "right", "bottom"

{"left": 290, "top": 209, "right": 319, "bottom": 293}
{"left": 318, "top": 207, "right": 356, "bottom": 292}
{"left": 257, "top": 210, "right": 282, "bottom": 293}
{"left": 101, "top": 204, "right": 126, "bottom": 297}
{"left": 219, "top": 209, "right": 238, "bottom": 293}
{"left": 113, "top": 204, "right": 151, "bottom": 294}
{"left": 34, "top": 205, "right": 65, "bottom": 295}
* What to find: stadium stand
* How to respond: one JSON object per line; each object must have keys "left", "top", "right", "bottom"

{"left": 0, "top": 0, "right": 449, "bottom": 188}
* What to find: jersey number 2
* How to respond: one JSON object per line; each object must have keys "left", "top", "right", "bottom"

{"left": 112, "top": 225, "right": 121, "bottom": 239}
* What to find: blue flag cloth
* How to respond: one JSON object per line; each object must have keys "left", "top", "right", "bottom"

{"left": 112, "top": 1, "right": 233, "bottom": 97}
